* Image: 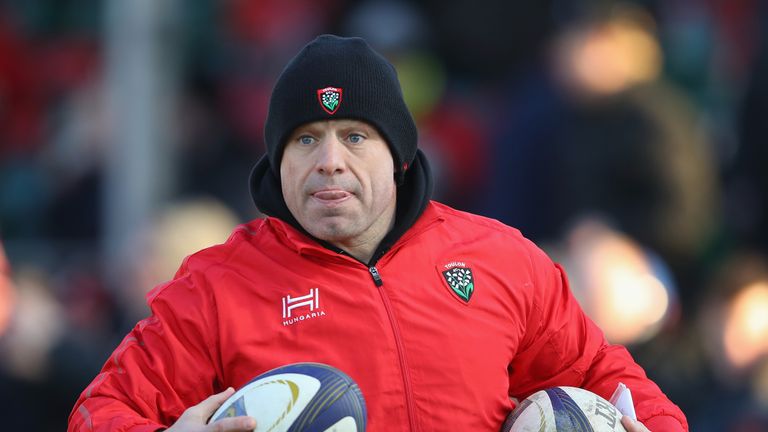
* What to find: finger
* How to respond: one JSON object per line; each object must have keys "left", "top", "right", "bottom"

{"left": 621, "top": 415, "right": 649, "bottom": 432}
{"left": 621, "top": 415, "right": 637, "bottom": 430}
{"left": 208, "top": 416, "right": 257, "bottom": 432}
{"left": 190, "top": 387, "right": 236, "bottom": 418}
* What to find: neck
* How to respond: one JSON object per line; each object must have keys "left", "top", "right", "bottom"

{"left": 334, "top": 242, "right": 378, "bottom": 264}
{"left": 332, "top": 203, "right": 396, "bottom": 264}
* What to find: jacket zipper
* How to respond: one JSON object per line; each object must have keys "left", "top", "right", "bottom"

{"left": 368, "top": 266, "right": 383, "bottom": 286}
{"left": 369, "top": 266, "right": 418, "bottom": 431}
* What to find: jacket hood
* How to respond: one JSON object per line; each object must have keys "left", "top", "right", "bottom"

{"left": 249, "top": 149, "right": 433, "bottom": 265}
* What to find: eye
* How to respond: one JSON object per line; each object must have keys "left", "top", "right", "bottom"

{"left": 348, "top": 133, "right": 365, "bottom": 144}
{"left": 299, "top": 135, "right": 316, "bottom": 145}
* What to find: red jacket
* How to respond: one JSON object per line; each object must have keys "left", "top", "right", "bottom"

{"left": 69, "top": 201, "right": 688, "bottom": 431}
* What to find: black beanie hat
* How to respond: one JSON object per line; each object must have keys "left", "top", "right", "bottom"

{"left": 264, "top": 35, "right": 418, "bottom": 181}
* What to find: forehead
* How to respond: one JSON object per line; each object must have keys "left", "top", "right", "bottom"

{"left": 290, "top": 119, "right": 379, "bottom": 135}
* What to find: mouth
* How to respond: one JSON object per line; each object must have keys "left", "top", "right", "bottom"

{"left": 310, "top": 189, "right": 353, "bottom": 205}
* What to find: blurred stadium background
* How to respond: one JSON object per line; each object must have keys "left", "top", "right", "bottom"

{"left": 1, "top": 0, "right": 767, "bottom": 430}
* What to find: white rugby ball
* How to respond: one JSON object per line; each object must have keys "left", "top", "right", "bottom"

{"left": 502, "top": 386, "right": 627, "bottom": 432}
{"left": 208, "top": 362, "right": 366, "bottom": 432}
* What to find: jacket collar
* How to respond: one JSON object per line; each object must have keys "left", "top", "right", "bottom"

{"left": 249, "top": 149, "right": 434, "bottom": 265}
{"left": 265, "top": 200, "right": 444, "bottom": 265}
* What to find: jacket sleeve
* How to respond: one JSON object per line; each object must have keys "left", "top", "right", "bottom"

{"left": 507, "top": 243, "right": 689, "bottom": 431}
{"left": 68, "top": 270, "right": 222, "bottom": 432}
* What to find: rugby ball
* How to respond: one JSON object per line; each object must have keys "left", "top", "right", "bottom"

{"left": 208, "top": 362, "right": 366, "bottom": 431}
{"left": 502, "top": 386, "right": 627, "bottom": 432}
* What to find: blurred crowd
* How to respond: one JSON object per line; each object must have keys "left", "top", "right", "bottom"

{"left": 1, "top": 0, "right": 767, "bottom": 430}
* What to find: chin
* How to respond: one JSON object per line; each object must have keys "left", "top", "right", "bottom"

{"left": 303, "top": 218, "right": 356, "bottom": 241}
{"left": 311, "top": 226, "right": 356, "bottom": 243}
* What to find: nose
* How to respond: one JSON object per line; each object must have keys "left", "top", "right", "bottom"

{"left": 315, "top": 137, "right": 347, "bottom": 175}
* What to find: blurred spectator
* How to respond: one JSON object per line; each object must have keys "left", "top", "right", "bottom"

{"left": 688, "top": 251, "right": 768, "bottom": 430}
{"left": 420, "top": 0, "right": 553, "bottom": 81}
{"left": 484, "top": 4, "right": 721, "bottom": 312}
{"left": 0, "top": 2, "right": 101, "bottom": 241}
{"left": 0, "top": 264, "right": 66, "bottom": 431}
{"left": 731, "top": 1, "right": 768, "bottom": 252}
{"left": 699, "top": 252, "right": 768, "bottom": 381}
{"left": 0, "top": 241, "right": 14, "bottom": 337}
{"left": 117, "top": 197, "right": 241, "bottom": 327}
{"left": 419, "top": 95, "right": 491, "bottom": 209}
{"left": 553, "top": 79, "right": 720, "bottom": 295}
{"left": 554, "top": 216, "right": 676, "bottom": 346}
{"left": 339, "top": 1, "right": 492, "bottom": 209}
{"left": 43, "top": 80, "right": 107, "bottom": 241}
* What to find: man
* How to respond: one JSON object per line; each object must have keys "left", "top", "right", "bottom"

{"left": 69, "top": 35, "right": 688, "bottom": 431}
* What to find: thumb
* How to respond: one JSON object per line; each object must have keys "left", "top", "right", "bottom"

{"left": 192, "top": 387, "right": 236, "bottom": 420}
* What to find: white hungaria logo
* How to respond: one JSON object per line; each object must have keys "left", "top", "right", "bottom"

{"left": 317, "top": 87, "right": 342, "bottom": 115}
{"left": 282, "top": 288, "right": 326, "bottom": 326}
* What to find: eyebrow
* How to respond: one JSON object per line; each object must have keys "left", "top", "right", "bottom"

{"left": 289, "top": 124, "right": 322, "bottom": 138}
{"left": 290, "top": 120, "right": 373, "bottom": 138}
{"left": 337, "top": 122, "right": 373, "bottom": 134}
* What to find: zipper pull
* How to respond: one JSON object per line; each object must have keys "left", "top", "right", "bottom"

{"left": 368, "top": 266, "right": 383, "bottom": 287}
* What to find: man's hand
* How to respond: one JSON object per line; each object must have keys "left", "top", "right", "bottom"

{"left": 621, "top": 415, "right": 651, "bottom": 432}
{"left": 166, "top": 387, "right": 257, "bottom": 432}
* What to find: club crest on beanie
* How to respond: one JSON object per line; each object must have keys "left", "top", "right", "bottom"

{"left": 264, "top": 35, "right": 418, "bottom": 181}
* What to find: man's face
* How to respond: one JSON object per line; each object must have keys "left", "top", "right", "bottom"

{"left": 280, "top": 119, "right": 397, "bottom": 252}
